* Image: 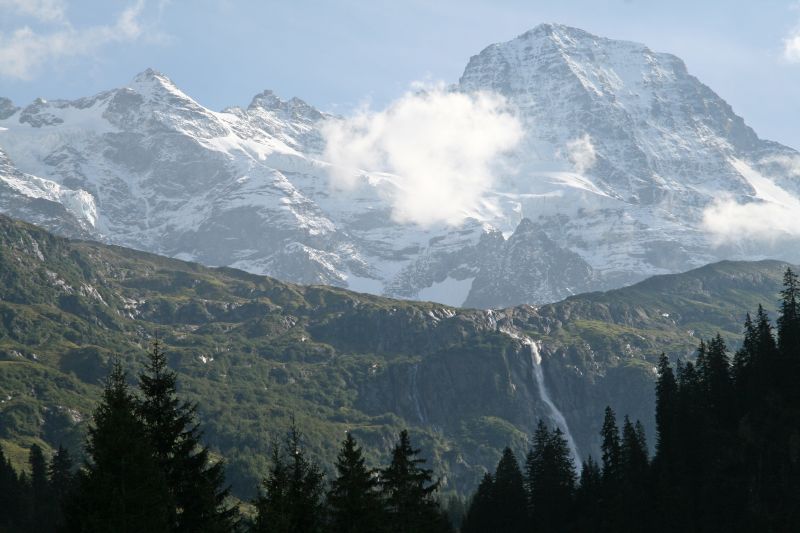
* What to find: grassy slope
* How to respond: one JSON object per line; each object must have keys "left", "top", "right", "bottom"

{"left": 0, "top": 215, "right": 790, "bottom": 495}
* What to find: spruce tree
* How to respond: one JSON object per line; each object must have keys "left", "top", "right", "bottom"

{"left": 66, "top": 361, "right": 171, "bottom": 533}
{"left": 600, "top": 407, "right": 620, "bottom": 484}
{"left": 573, "top": 456, "right": 602, "bottom": 530}
{"left": 380, "top": 430, "right": 447, "bottom": 533}
{"left": 491, "top": 448, "right": 527, "bottom": 533}
{"left": 28, "top": 444, "right": 50, "bottom": 532}
{"left": 137, "top": 341, "right": 237, "bottom": 532}
{"left": 49, "top": 445, "right": 75, "bottom": 532}
{"left": 526, "top": 422, "right": 576, "bottom": 533}
{"left": 0, "top": 445, "right": 25, "bottom": 531}
{"left": 654, "top": 353, "right": 677, "bottom": 460}
{"left": 524, "top": 419, "right": 549, "bottom": 518}
{"left": 327, "top": 433, "right": 384, "bottom": 533}
{"left": 703, "top": 334, "right": 732, "bottom": 422}
{"left": 461, "top": 473, "right": 494, "bottom": 533}
{"left": 253, "top": 424, "right": 326, "bottom": 533}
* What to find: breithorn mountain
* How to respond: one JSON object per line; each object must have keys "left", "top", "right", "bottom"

{"left": 1, "top": 24, "right": 798, "bottom": 308}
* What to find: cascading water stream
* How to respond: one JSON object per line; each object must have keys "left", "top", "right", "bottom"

{"left": 503, "top": 328, "right": 581, "bottom": 466}
{"left": 408, "top": 363, "right": 427, "bottom": 424}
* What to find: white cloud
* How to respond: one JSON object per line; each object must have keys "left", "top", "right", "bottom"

{"left": 703, "top": 196, "right": 800, "bottom": 243}
{"left": 0, "top": 0, "right": 66, "bottom": 23}
{"left": 784, "top": 29, "right": 800, "bottom": 62}
{"left": 0, "top": 0, "right": 147, "bottom": 80}
{"left": 564, "top": 134, "right": 597, "bottom": 174}
{"left": 762, "top": 154, "right": 800, "bottom": 175}
{"left": 703, "top": 158, "right": 800, "bottom": 243}
{"left": 322, "top": 86, "right": 523, "bottom": 227}
{"left": 783, "top": 3, "right": 800, "bottom": 63}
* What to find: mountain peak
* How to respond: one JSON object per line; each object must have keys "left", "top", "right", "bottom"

{"left": 520, "top": 22, "right": 596, "bottom": 41}
{"left": 248, "top": 90, "right": 323, "bottom": 120}
{"left": 128, "top": 68, "right": 192, "bottom": 102}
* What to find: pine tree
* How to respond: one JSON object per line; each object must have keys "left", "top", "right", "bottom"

{"left": 524, "top": 419, "right": 549, "bottom": 518}
{"left": 28, "top": 444, "right": 50, "bottom": 532}
{"left": 733, "top": 314, "right": 755, "bottom": 391}
{"left": 461, "top": 473, "right": 494, "bottom": 533}
{"left": 137, "top": 341, "right": 237, "bottom": 532}
{"left": 703, "top": 334, "right": 732, "bottom": 421}
{"left": 380, "top": 430, "right": 447, "bottom": 533}
{"left": 49, "top": 445, "right": 75, "bottom": 531}
{"left": 253, "top": 424, "right": 326, "bottom": 533}
{"left": 778, "top": 268, "right": 800, "bottom": 358}
{"left": 654, "top": 353, "right": 677, "bottom": 460}
{"left": 600, "top": 407, "right": 620, "bottom": 484}
{"left": 66, "top": 361, "right": 171, "bottom": 533}
{"left": 573, "top": 456, "right": 602, "bottom": 529}
{"left": 491, "top": 448, "right": 527, "bottom": 533}
{"left": 526, "top": 422, "right": 576, "bottom": 533}
{"left": 327, "top": 433, "right": 384, "bottom": 533}
{"left": 0, "top": 445, "right": 25, "bottom": 531}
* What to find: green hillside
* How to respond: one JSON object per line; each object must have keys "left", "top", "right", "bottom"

{"left": 0, "top": 215, "right": 790, "bottom": 497}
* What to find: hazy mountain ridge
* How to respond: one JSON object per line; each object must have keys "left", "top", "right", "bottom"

{"left": 1, "top": 25, "right": 799, "bottom": 307}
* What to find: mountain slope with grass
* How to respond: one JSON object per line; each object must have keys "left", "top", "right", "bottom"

{"left": 0, "top": 214, "right": 790, "bottom": 497}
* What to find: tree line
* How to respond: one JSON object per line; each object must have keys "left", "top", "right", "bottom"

{"left": 0, "top": 341, "right": 452, "bottom": 532}
{"left": 461, "top": 268, "right": 800, "bottom": 532}
{"left": 3, "top": 269, "right": 800, "bottom": 532}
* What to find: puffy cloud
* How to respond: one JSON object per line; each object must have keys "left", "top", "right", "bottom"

{"left": 703, "top": 158, "right": 800, "bottom": 243}
{"left": 0, "top": 0, "right": 147, "bottom": 80}
{"left": 783, "top": 4, "right": 800, "bottom": 63}
{"left": 565, "top": 134, "right": 597, "bottom": 174}
{"left": 322, "top": 86, "right": 523, "bottom": 227}
{"left": 0, "top": 0, "right": 66, "bottom": 23}
{"left": 703, "top": 196, "right": 800, "bottom": 243}
{"left": 784, "top": 29, "right": 800, "bottom": 62}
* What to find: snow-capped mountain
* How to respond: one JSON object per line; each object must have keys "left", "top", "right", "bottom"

{"left": 1, "top": 24, "right": 798, "bottom": 307}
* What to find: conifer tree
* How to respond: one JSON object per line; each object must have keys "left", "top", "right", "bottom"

{"left": 654, "top": 353, "right": 677, "bottom": 460}
{"left": 491, "top": 448, "right": 527, "bottom": 533}
{"left": 66, "top": 361, "right": 171, "bottom": 533}
{"left": 461, "top": 473, "right": 494, "bottom": 533}
{"left": 600, "top": 407, "right": 620, "bottom": 484}
{"left": 49, "top": 445, "right": 75, "bottom": 531}
{"left": 253, "top": 424, "right": 326, "bottom": 533}
{"left": 137, "top": 341, "right": 237, "bottom": 532}
{"left": 327, "top": 433, "right": 384, "bottom": 533}
{"left": 28, "top": 444, "right": 50, "bottom": 532}
{"left": 524, "top": 418, "right": 551, "bottom": 522}
{"left": 703, "top": 334, "right": 732, "bottom": 421}
{"left": 0, "top": 445, "right": 25, "bottom": 531}
{"left": 380, "top": 430, "right": 447, "bottom": 533}
{"left": 573, "top": 456, "right": 602, "bottom": 530}
{"left": 526, "top": 422, "right": 576, "bottom": 533}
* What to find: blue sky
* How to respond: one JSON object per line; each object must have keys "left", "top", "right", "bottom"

{"left": 1, "top": 0, "right": 799, "bottom": 148}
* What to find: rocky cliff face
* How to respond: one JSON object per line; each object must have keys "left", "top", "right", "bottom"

{"left": 1, "top": 26, "right": 798, "bottom": 307}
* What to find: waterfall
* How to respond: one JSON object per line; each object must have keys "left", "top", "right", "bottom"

{"left": 408, "top": 363, "right": 427, "bottom": 424}
{"left": 503, "top": 329, "right": 581, "bottom": 466}
{"left": 527, "top": 339, "right": 581, "bottom": 466}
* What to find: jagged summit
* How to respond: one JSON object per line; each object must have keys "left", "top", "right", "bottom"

{"left": 1, "top": 27, "right": 799, "bottom": 308}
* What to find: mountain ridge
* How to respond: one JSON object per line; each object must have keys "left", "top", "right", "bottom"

{"left": 1, "top": 24, "right": 799, "bottom": 307}
{"left": 0, "top": 213, "right": 792, "bottom": 496}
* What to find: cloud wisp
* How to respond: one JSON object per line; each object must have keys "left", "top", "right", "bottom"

{"left": 783, "top": 3, "right": 800, "bottom": 62}
{"left": 322, "top": 86, "right": 523, "bottom": 227}
{"left": 564, "top": 134, "right": 597, "bottom": 174}
{"left": 0, "top": 0, "right": 67, "bottom": 23}
{"left": 703, "top": 158, "right": 800, "bottom": 243}
{"left": 0, "top": 0, "right": 150, "bottom": 80}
